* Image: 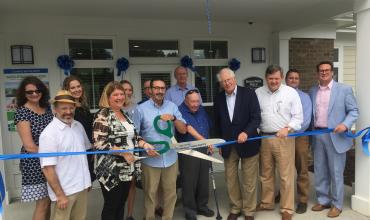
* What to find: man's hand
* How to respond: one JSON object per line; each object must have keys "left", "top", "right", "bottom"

{"left": 276, "top": 127, "right": 289, "bottom": 138}
{"left": 160, "top": 114, "right": 174, "bottom": 121}
{"left": 143, "top": 143, "right": 160, "bottom": 157}
{"left": 56, "top": 194, "right": 68, "bottom": 210}
{"left": 334, "top": 123, "right": 348, "bottom": 133}
{"left": 207, "top": 145, "right": 214, "bottom": 155}
{"left": 237, "top": 132, "right": 248, "bottom": 143}
{"left": 121, "top": 152, "right": 135, "bottom": 164}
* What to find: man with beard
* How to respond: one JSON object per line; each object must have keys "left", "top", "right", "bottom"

{"left": 39, "top": 90, "right": 91, "bottom": 220}
{"left": 134, "top": 79, "right": 187, "bottom": 220}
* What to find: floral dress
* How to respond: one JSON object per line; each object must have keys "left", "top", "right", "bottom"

{"left": 14, "top": 106, "right": 53, "bottom": 202}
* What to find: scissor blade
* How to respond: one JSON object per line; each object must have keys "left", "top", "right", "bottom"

{"left": 172, "top": 138, "right": 225, "bottom": 150}
{"left": 179, "top": 150, "right": 224, "bottom": 163}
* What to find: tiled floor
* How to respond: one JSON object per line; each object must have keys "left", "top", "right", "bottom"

{"left": 3, "top": 172, "right": 369, "bottom": 220}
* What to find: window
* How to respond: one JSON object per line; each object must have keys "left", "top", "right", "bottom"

{"left": 70, "top": 68, "right": 114, "bottom": 109}
{"left": 195, "top": 66, "right": 226, "bottom": 103}
{"left": 68, "top": 37, "right": 115, "bottom": 109}
{"left": 140, "top": 73, "right": 171, "bottom": 100}
{"left": 333, "top": 48, "right": 339, "bottom": 62}
{"left": 193, "top": 41, "right": 228, "bottom": 59}
{"left": 69, "top": 39, "right": 113, "bottom": 60}
{"left": 129, "top": 40, "right": 179, "bottom": 57}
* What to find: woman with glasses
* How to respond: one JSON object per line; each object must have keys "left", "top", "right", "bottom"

{"left": 14, "top": 76, "right": 53, "bottom": 220}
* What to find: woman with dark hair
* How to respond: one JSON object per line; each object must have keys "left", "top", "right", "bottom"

{"left": 93, "top": 81, "right": 158, "bottom": 220}
{"left": 62, "top": 75, "right": 96, "bottom": 181}
{"left": 14, "top": 76, "right": 53, "bottom": 220}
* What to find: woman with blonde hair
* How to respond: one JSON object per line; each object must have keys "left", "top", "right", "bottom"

{"left": 93, "top": 81, "right": 158, "bottom": 220}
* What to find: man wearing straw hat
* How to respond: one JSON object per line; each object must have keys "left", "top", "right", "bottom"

{"left": 39, "top": 90, "right": 91, "bottom": 220}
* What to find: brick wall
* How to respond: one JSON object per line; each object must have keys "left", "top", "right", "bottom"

{"left": 289, "top": 38, "right": 334, "bottom": 92}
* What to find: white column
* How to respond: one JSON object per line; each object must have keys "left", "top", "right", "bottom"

{"left": 352, "top": 0, "right": 370, "bottom": 216}
{"left": 279, "top": 38, "right": 290, "bottom": 72}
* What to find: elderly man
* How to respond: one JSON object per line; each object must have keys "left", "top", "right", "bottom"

{"left": 165, "top": 66, "right": 201, "bottom": 106}
{"left": 255, "top": 65, "right": 303, "bottom": 220}
{"left": 39, "top": 90, "right": 91, "bottom": 220}
{"left": 284, "top": 69, "right": 312, "bottom": 214}
{"left": 134, "top": 79, "right": 187, "bottom": 220}
{"left": 214, "top": 68, "right": 261, "bottom": 220}
{"left": 309, "top": 61, "right": 358, "bottom": 218}
{"left": 177, "top": 89, "right": 214, "bottom": 220}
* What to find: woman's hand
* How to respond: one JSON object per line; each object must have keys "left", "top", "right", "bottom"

{"left": 121, "top": 153, "right": 136, "bottom": 164}
{"left": 143, "top": 143, "right": 160, "bottom": 157}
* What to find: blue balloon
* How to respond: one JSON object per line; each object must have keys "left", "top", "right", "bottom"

{"left": 180, "top": 55, "right": 196, "bottom": 72}
{"left": 57, "top": 55, "right": 75, "bottom": 75}
{"left": 228, "top": 58, "right": 241, "bottom": 72}
{"left": 116, "top": 57, "right": 129, "bottom": 76}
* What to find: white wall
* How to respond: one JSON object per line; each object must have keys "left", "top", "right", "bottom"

{"left": 0, "top": 14, "right": 272, "bottom": 202}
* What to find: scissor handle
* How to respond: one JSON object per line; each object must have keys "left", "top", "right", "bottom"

{"left": 153, "top": 115, "right": 173, "bottom": 138}
{"left": 148, "top": 141, "right": 170, "bottom": 154}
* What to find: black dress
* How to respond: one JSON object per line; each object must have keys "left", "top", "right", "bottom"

{"left": 14, "top": 106, "right": 53, "bottom": 202}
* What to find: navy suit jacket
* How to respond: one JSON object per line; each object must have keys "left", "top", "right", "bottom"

{"left": 214, "top": 86, "right": 261, "bottom": 158}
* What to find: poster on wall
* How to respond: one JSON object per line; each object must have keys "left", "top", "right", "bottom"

{"left": 3, "top": 68, "right": 49, "bottom": 131}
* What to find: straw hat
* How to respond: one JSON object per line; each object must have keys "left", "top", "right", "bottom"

{"left": 51, "top": 90, "right": 76, "bottom": 104}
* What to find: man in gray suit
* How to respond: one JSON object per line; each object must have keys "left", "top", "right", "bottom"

{"left": 309, "top": 61, "right": 359, "bottom": 218}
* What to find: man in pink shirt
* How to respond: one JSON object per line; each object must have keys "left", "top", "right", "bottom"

{"left": 309, "top": 61, "right": 358, "bottom": 218}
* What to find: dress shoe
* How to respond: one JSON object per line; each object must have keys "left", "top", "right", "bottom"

{"left": 281, "top": 211, "right": 292, "bottom": 220}
{"left": 256, "top": 204, "right": 274, "bottom": 211}
{"left": 327, "top": 207, "right": 342, "bottom": 218}
{"left": 311, "top": 203, "right": 331, "bottom": 211}
{"left": 227, "top": 213, "right": 240, "bottom": 220}
{"left": 185, "top": 212, "right": 197, "bottom": 220}
{"left": 245, "top": 216, "right": 254, "bottom": 220}
{"left": 295, "top": 202, "right": 307, "bottom": 214}
{"left": 197, "top": 207, "right": 214, "bottom": 217}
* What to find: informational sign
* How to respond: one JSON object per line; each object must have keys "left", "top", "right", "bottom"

{"left": 244, "top": 76, "right": 263, "bottom": 90}
{"left": 3, "top": 68, "right": 49, "bottom": 131}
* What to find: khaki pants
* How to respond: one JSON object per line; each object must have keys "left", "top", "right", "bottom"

{"left": 260, "top": 137, "right": 295, "bottom": 214}
{"left": 52, "top": 189, "right": 88, "bottom": 220}
{"left": 142, "top": 161, "right": 178, "bottom": 220}
{"left": 225, "top": 148, "right": 259, "bottom": 216}
{"left": 295, "top": 136, "right": 310, "bottom": 203}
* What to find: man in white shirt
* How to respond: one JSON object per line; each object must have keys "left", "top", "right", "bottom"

{"left": 39, "top": 90, "right": 91, "bottom": 220}
{"left": 255, "top": 65, "right": 303, "bottom": 220}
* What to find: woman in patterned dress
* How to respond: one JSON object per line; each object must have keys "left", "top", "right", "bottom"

{"left": 14, "top": 76, "right": 53, "bottom": 220}
{"left": 93, "top": 81, "right": 158, "bottom": 220}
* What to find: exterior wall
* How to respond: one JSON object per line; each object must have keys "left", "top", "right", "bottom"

{"left": 289, "top": 38, "right": 334, "bottom": 91}
{"left": 343, "top": 46, "right": 356, "bottom": 91}
{"left": 0, "top": 14, "right": 272, "bottom": 203}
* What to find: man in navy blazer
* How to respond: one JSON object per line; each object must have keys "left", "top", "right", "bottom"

{"left": 309, "top": 61, "right": 359, "bottom": 218}
{"left": 214, "top": 68, "right": 261, "bottom": 220}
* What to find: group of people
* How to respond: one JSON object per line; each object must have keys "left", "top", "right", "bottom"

{"left": 13, "top": 61, "right": 358, "bottom": 220}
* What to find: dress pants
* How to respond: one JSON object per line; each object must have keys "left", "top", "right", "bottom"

{"left": 142, "top": 161, "right": 178, "bottom": 220}
{"left": 313, "top": 133, "right": 346, "bottom": 209}
{"left": 100, "top": 181, "right": 131, "bottom": 220}
{"left": 225, "top": 148, "right": 259, "bottom": 216}
{"left": 179, "top": 152, "right": 210, "bottom": 216}
{"left": 260, "top": 137, "right": 295, "bottom": 214}
{"left": 52, "top": 189, "right": 88, "bottom": 220}
{"left": 295, "top": 136, "right": 310, "bottom": 203}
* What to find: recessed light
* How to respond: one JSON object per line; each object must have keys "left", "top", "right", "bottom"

{"left": 133, "top": 45, "right": 140, "bottom": 48}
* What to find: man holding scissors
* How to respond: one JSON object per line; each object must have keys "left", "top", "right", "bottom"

{"left": 134, "top": 79, "right": 187, "bottom": 220}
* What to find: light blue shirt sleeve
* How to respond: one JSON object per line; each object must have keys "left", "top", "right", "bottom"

{"left": 297, "top": 89, "right": 312, "bottom": 132}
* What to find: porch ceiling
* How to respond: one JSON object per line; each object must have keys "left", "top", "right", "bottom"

{"left": 0, "top": 0, "right": 355, "bottom": 31}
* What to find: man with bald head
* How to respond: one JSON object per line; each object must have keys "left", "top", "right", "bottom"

{"left": 214, "top": 68, "right": 261, "bottom": 220}
{"left": 165, "top": 66, "right": 201, "bottom": 106}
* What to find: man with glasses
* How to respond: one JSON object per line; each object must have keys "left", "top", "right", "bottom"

{"left": 165, "top": 66, "right": 201, "bottom": 106}
{"left": 138, "top": 80, "right": 152, "bottom": 105}
{"left": 309, "top": 61, "right": 358, "bottom": 218}
{"left": 177, "top": 89, "right": 214, "bottom": 220}
{"left": 214, "top": 68, "right": 261, "bottom": 220}
{"left": 133, "top": 79, "right": 187, "bottom": 220}
{"left": 255, "top": 65, "right": 303, "bottom": 220}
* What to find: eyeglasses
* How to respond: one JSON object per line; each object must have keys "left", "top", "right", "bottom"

{"left": 152, "top": 86, "right": 166, "bottom": 91}
{"left": 185, "top": 89, "right": 200, "bottom": 96}
{"left": 25, "top": 90, "right": 41, "bottom": 95}
{"left": 144, "top": 87, "right": 150, "bottom": 90}
{"left": 319, "top": 69, "right": 332, "bottom": 73}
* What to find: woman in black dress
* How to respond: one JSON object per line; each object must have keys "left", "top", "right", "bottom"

{"left": 62, "top": 75, "right": 95, "bottom": 181}
{"left": 14, "top": 76, "right": 53, "bottom": 220}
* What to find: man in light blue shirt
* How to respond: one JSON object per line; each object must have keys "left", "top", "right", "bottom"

{"left": 134, "top": 79, "right": 187, "bottom": 220}
{"left": 284, "top": 69, "right": 312, "bottom": 214}
{"left": 165, "top": 66, "right": 201, "bottom": 106}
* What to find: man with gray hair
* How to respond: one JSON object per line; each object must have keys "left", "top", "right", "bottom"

{"left": 214, "top": 68, "right": 261, "bottom": 220}
{"left": 255, "top": 65, "right": 303, "bottom": 220}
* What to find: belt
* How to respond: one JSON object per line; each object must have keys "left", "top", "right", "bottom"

{"left": 315, "top": 127, "right": 328, "bottom": 129}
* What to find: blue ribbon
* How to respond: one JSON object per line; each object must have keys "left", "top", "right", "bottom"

{"left": 1, "top": 127, "right": 369, "bottom": 213}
